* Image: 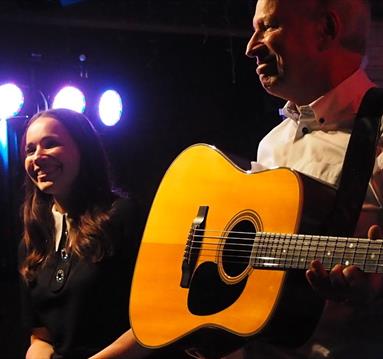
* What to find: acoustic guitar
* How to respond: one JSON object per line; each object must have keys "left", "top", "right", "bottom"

{"left": 130, "top": 144, "right": 383, "bottom": 358}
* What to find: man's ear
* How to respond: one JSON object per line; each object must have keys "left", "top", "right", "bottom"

{"left": 318, "top": 10, "right": 341, "bottom": 50}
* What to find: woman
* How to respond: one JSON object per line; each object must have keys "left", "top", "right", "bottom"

{"left": 19, "top": 108, "right": 151, "bottom": 358}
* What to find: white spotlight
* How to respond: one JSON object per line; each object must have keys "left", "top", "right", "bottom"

{"left": 98, "top": 90, "right": 123, "bottom": 126}
{"left": 52, "top": 86, "right": 86, "bottom": 113}
{"left": 0, "top": 83, "right": 24, "bottom": 120}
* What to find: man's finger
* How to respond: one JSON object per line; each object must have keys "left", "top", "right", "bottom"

{"left": 368, "top": 224, "right": 383, "bottom": 240}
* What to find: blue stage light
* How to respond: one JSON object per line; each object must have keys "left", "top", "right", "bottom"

{"left": 59, "top": 0, "right": 86, "bottom": 6}
{"left": 52, "top": 86, "right": 86, "bottom": 113}
{"left": 0, "top": 83, "right": 24, "bottom": 120}
{"left": 0, "top": 119, "right": 8, "bottom": 172}
{"left": 98, "top": 90, "right": 123, "bottom": 126}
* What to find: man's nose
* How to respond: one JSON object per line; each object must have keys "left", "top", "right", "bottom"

{"left": 245, "top": 32, "right": 266, "bottom": 59}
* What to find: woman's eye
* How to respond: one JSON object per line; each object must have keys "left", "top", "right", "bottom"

{"left": 44, "top": 139, "right": 59, "bottom": 149}
{"left": 25, "top": 146, "right": 35, "bottom": 155}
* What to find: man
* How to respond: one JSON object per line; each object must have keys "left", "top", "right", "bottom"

{"left": 92, "top": 1, "right": 383, "bottom": 358}
{"left": 236, "top": 0, "right": 383, "bottom": 358}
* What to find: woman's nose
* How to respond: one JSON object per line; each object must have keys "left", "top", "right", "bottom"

{"left": 31, "top": 147, "right": 48, "bottom": 165}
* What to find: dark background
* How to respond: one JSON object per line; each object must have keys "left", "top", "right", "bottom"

{"left": 0, "top": 1, "right": 382, "bottom": 358}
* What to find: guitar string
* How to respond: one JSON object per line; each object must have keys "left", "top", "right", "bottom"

{"left": 188, "top": 237, "right": 382, "bottom": 253}
{"left": 184, "top": 231, "right": 383, "bottom": 270}
{"left": 189, "top": 235, "right": 383, "bottom": 253}
{"left": 186, "top": 246, "right": 383, "bottom": 265}
{"left": 187, "top": 250, "right": 383, "bottom": 263}
{"left": 183, "top": 249, "right": 383, "bottom": 270}
{"left": 187, "top": 242, "right": 383, "bottom": 260}
{"left": 180, "top": 255, "right": 383, "bottom": 271}
{"left": 192, "top": 229, "right": 378, "bottom": 244}
{"left": 190, "top": 230, "right": 383, "bottom": 249}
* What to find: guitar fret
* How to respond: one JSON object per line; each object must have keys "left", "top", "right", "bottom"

{"left": 270, "top": 233, "right": 278, "bottom": 267}
{"left": 284, "top": 234, "right": 291, "bottom": 268}
{"left": 253, "top": 233, "right": 265, "bottom": 268}
{"left": 313, "top": 235, "right": 319, "bottom": 264}
{"left": 284, "top": 234, "right": 292, "bottom": 268}
{"left": 301, "top": 236, "right": 315, "bottom": 269}
{"left": 333, "top": 238, "right": 346, "bottom": 268}
{"left": 360, "top": 241, "right": 369, "bottom": 271}
{"left": 377, "top": 244, "right": 383, "bottom": 273}
{"left": 287, "top": 235, "right": 295, "bottom": 268}
{"left": 366, "top": 240, "right": 372, "bottom": 271}
{"left": 307, "top": 236, "right": 319, "bottom": 264}
{"left": 340, "top": 238, "right": 346, "bottom": 267}
{"left": 277, "top": 234, "right": 284, "bottom": 267}
{"left": 312, "top": 236, "right": 323, "bottom": 266}
{"left": 349, "top": 239, "right": 357, "bottom": 267}
{"left": 277, "top": 234, "right": 283, "bottom": 267}
{"left": 260, "top": 232, "right": 269, "bottom": 267}
{"left": 297, "top": 235, "right": 304, "bottom": 268}
{"left": 301, "top": 235, "right": 310, "bottom": 267}
{"left": 292, "top": 234, "right": 300, "bottom": 269}
{"left": 320, "top": 236, "right": 329, "bottom": 269}
{"left": 270, "top": 233, "right": 279, "bottom": 267}
{"left": 365, "top": 241, "right": 379, "bottom": 272}
{"left": 293, "top": 235, "right": 301, "bottom": 268}
{"left": 329, "top": 238, "right": 336, "bottom": 269}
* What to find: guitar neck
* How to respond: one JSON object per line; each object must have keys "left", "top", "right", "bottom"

{"left": 251, "top": 233, "right": 383, "bottom": 273}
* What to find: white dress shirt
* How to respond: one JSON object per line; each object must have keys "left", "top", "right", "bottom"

{"left": 252, "top": 69, "right": 383, "bottom": 236}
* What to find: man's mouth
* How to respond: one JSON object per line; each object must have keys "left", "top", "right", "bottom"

{"left": 256, "top": 57, "right": 277, "bottom": 76}
{"left": 256, "top": 63, "right": 271, "bottom": 76}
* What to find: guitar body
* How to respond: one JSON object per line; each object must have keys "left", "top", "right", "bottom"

{"left": 130, "top": 144, "right": 337, "bottom": 358}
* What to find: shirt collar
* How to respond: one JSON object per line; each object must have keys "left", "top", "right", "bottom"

{"left": 52, "top": 205, "right": 69, "bottom": 251}
{"left": 280, "top": 69, "right": 376, "bottom": 129}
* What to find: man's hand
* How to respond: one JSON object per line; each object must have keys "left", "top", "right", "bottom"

{"left": 305, "top": 225, "right": 383, "bottom": 304}
{"left": 26, "top": 339, "right": 54, "bottom": 359}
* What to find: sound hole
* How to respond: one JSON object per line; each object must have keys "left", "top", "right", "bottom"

{"left": 222, "top": 220, "right": 255, "bottom": 277}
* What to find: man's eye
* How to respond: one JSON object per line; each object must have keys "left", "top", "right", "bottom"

{"left": 263, "top": 23, "right": 275, "bottom": 30}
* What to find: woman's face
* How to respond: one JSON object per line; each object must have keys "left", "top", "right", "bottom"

{"left": 24, "top": 116, "right": 81, "bottom": 202}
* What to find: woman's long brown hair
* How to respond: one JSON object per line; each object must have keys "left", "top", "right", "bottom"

{"left": 19, "top": 109, "right": 115, "bottom": 281}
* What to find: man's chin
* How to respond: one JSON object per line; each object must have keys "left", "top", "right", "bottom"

{"left": 260, "top": 75, "right": 290, "bottom": 100}
{"left": 260, "top": 76, "right": 279, "bottom": 94}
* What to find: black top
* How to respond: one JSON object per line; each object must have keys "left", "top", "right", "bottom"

{"left": 20, "top": 197, "right": 144, "bottom": 359}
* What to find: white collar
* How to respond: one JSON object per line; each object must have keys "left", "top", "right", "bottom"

{"left": 52, "top": 206, "right": 70, "bottom": 251}
{"left": 280, "top": 69, "right": 376, "bottom": 129}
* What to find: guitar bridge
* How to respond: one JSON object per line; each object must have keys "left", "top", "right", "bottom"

{"left": 180, "top": 205, "right": 209, "bottom": 288}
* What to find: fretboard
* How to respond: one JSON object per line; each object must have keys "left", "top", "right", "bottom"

{"left": 251, "top": 232, "right": 383, "bottom": 273}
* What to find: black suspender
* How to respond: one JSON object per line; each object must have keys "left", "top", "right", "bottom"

{"left": 326, "top": 87, "right": 383, "bottom": 236}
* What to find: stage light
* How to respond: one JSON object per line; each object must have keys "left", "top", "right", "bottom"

{"left": 52, "top": 86, "right": 86, "bottom": 113}
{"left": 0, "top": 83, "right": 24, "bottom": 120}
{"left": 59, "top": 0, "right": 86, "bottom": 6}
{"left": 0, "top": 118, "right": 8, "bottom": 171}
{"left": 98, "top": 90, "right": 123, "bottom": 126}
